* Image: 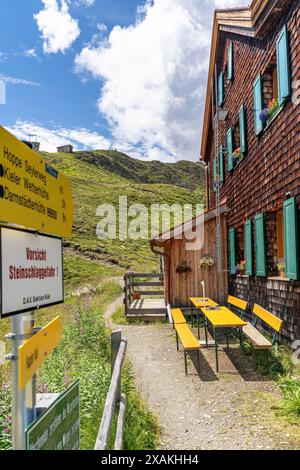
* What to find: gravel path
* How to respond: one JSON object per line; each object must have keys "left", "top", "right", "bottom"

{"left": 119, "top": 324, "right": 296, "bottom": 450}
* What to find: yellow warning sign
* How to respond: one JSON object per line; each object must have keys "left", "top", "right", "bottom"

{"left": 0, "top": 126, "right": 73, "bottom": 237}
{"left": 18, "top": 316, "right": 63, "bottom": 390}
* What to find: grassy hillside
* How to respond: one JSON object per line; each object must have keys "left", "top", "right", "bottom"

{"left": 42, "top": 150, "right": 205, "bottom": 279}
{"left": 72, "top": 149, "right": 204, "bottom": 190}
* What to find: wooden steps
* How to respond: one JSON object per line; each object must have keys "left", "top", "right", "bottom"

{"left": 126, "top": 313, "right": 166, "bottom": 323}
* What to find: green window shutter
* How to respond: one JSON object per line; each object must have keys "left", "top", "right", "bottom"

{"left": 227, "top": 128, "right": 234, "bottom": 172}
{"left": 239, "top": 105, "right": 247, "bottom": 154}
{"left": 254, "top": 213, "right": 267, "bottom": 277}
{"left": 253, "top": 74, "right": 263, "bottom": 135}
{"left": 276, "top": 25, "right": 291, "bottom": 105}
{"left": 283, "top": 197, "right": 299, "bottom": 280}
{"left": 228, "top": 228, "right": 236, "bottom": 275}
{"left": 219, "top": 146, "right": 224, "bottom": 185}
{"left": 245, "top": 220, "right": 253, "bottom": 276}
{"left": 218, "top": 71, "right": 224, "bottom": 107}
{"left": 228, "top": 42, "right": 234, "bottom": 81}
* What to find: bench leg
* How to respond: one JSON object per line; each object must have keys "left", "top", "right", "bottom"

{"left": 176, "top": 331, "right": 179, "bottom": 351}
{"left": 214, "top": 328, "right": 219, "bottom": 373}
{"left": 239, "top": 328, "right": 244, "bottom": 348}
{"left": 184, "top": 351, "right": 188, "bottom": 375}
{"left": 226, "top": 331, "right": 229, "bottom": 349}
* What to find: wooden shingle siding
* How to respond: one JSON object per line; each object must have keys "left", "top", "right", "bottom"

{"left": 206, "top": 2, "right": 300, "bottom": 343}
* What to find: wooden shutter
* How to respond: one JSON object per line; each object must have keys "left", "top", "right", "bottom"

{"left": 228, "top": 42, "right": 234, "bottom": 81}
{"left": 227, "top": 128, "right": 234, "bottom": 172}
{"left": 253, "top": 74, "right": 263, "bottom": 135}
{"left": 254, "top": 213, "right": 266, "bottom": 277}
{"left": 218, "top": 72, "right": 224, "bottom": 107}
{"left": 228, "top": 228, "right": 236, "bottom": 275}
{"left": 245, "top": 220, "right": 253, "bottom": 276}
{"left": 239, "top": 105, "right": 247, "bottom": 154}
{"left": 276, "top": 25, "right": 291, "bottom": 105}
{"left": 219, "top": 146, "right": 224, "bottom": 185}
{"left": 283, "top": 197, "right": 299, "bottom": 280}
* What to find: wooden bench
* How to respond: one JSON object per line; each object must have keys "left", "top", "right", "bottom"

{"left": 171, "top": 308, "right": 187, "bottom": 326}
{"left": 242, "top": 304, "right": 283, "bottom": 350}
{"left": 175, "top": 323, "right": 201, "bottom": 374}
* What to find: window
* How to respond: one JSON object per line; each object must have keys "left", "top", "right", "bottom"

{"left": 276, "top": 210, "right": 284, "bottom": 260}
{"left": 253, "top": 24, "right": 291, "bottom": 135}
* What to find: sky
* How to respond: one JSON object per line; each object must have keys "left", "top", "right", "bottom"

{"left": 0, "top": 0, "right": 250, "bottom": 162}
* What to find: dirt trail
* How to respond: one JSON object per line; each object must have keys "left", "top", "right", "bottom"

{"left": 118, "top": 324, "right": 297, "bottom": 450}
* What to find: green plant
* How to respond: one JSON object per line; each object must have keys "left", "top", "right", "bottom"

{"left": 0, "top": 382, "right": 12, "bottom": 450}
{"left": 199, "top": 255, "right": 215, "bottom": 267}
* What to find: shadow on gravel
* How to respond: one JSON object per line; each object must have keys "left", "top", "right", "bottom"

{"left": 189, "top": 351, "right": 218, "bottom": 382}
{"left": 224, "top": 348, "right": 269, "bottom": 382}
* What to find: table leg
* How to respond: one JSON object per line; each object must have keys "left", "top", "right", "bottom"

{"left": 239, "top": 327, "right": 244, "bottom": 348}
{"left": 226, "top": 330, "right": 229, "bottom": 349}
{"left": 184, "top": 351, "right": 188, "bottom": 375}
{"left": 176, "top": 331, "right": 179, "bottom": 351}
{"left": 214, "top": 328, "right": 219, "bottom": 372}
{"left": 204, "top": 318, "right": 208, "bottom": 347}
{"left": 197, "top": 313, "right": 200, "bottom": 340}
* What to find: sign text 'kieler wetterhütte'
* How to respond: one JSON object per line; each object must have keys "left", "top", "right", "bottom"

{"left": 0, "top": 126, "right": 73, "bottom": 237}
{"left": 0, "top": 227, "right": 64, "bottom": 318}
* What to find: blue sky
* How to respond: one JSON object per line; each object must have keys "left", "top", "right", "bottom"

{"left": 0, "top": 0, "right": 249, "bottom": 161}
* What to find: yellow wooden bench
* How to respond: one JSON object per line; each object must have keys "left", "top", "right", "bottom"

{"left": 175, "top": 323, "right": 201, "bottom": 374}
{"left": 227, "top": 295, "right": 248, "bottom": 312}
{"left": 243, "top": 304, "right": 283, "bottom": 349}
{"left": 227, "top": 296, "right": 283, "bottom": 349}
{"left": 171, "top": 308, "right": 187, "bottom": 326}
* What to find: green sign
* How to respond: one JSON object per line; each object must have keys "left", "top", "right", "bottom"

{"left": 26, "top": 381, "right": 80, "bottom": 450}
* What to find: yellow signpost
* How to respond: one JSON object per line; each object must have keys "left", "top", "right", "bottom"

{"left": 18, "top": 316, "right": 63, "bottom": 390}
{"left": 0, "top": 126, "right": 73, "bottom": 237}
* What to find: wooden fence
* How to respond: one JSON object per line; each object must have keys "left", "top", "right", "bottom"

{"left": 94, "top": 331, "right": 127, "bottom": 450}
{"left": 124, "top": 272, "right": 164, "bottom": 314}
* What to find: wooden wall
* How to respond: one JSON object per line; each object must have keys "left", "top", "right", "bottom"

{"left": 163, "top": 215, "right": 228, "bottom": 306}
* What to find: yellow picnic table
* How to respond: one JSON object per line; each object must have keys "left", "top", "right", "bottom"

{"left": 189, "top": 297, "right": 220, "bottom": 339}
{"left": 200, "top": 306, "right": 247, "bottom": 372}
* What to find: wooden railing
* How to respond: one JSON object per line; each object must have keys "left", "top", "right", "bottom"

{"left": 124, "top": 272, "right": 164, "bottom": 314}
{"left": 94, "top": 331, "right": 127, "bottom": 451}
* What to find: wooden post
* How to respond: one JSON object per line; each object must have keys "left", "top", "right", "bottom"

{"left": 111, "top": 330, "right": 121, "bottom": 405}
{"left": 124, "top": 274, "right": 128, "bottom": 315}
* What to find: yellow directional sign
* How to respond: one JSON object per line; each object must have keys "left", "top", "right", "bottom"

{"left": 18, "top": 316, "right": 63, "bottom": 390}
{"left": 0, "top": 126, "right": 73, "bottom": 237}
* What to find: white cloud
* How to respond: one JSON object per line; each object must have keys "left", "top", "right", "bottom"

{"left": 75, "top": 0, "right": 248, "bottom": 162}
{"left": 214, "top": 0, "right": 249, "bottom": 7}
{"left": 0, "top": 74, "right": 41, "bottom": 87}
{"left": 0, "top": 52, "right": 6, "bottom": 62}
{"left": 7, "top": 120, "right": 111, "bottom": 152}
{"left": 74, "top": 0, "right": 95, "bottom": 6}
{"left": 34, "top": 0, "right": 80, "bottom": 54}
{"left": 24, "top": 48, "right": 37, "bottom": 58}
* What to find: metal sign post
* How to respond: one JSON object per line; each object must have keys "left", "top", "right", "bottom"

{"left": 9, "top": 312, "right": 36, "bottom": 450}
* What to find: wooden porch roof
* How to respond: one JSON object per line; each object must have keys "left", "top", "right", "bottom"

{"left": 151, "top": 203, "right": 229, "bottom": 247}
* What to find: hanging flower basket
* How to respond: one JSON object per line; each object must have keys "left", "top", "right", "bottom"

{"left": 176, "top": 262, "right": 192, "bottom": 274}
{"left": 199, "top": 255, "right": 216, "bottom": 268}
